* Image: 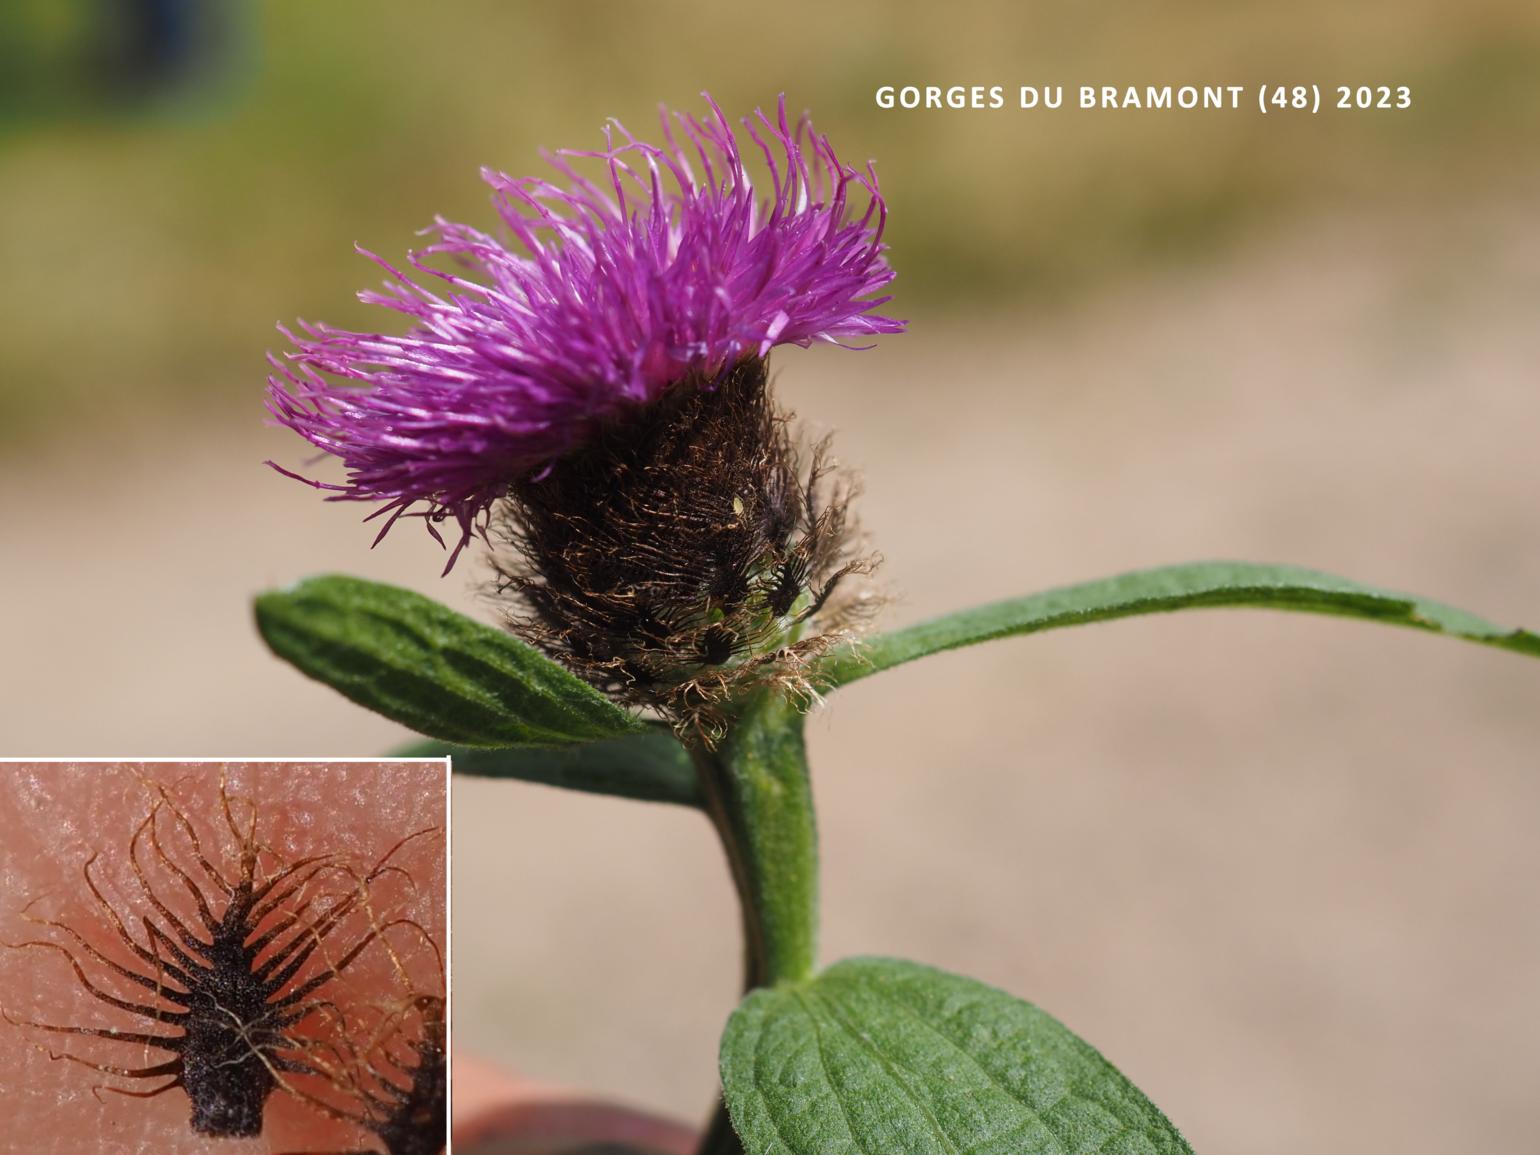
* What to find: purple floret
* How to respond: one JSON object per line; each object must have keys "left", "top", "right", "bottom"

{"left": 267, "top": 94, "right": 904, "bottom": 570}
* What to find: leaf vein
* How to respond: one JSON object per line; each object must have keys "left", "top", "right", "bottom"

{"left": 862, "top": 983, "right": 1074, "bottom": 1151}
{"left": 805, "top": 989, "right": 964, "bottom": 1155}
{"left": 751, "top": 997, "right": 828, "bottom": 1155}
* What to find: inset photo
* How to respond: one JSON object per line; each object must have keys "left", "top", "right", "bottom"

{"left": 0, "top": 760, "right": 447, "bottom": 1155}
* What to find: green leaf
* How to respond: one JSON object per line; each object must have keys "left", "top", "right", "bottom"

{"left": 721, "top": 956, "right": 1191, "bottom": 1155}
{"left": 394, "top": 731, "right": 702, "bottom": 808}
{"left": 255, "top": 574, "right": 643, "bottom": 748}
{"left": 818, "top": 560, "right": 1540, "bottom": 688}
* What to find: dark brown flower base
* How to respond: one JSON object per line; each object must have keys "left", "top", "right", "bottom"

{"left": 493, "top": 357, "right": 876, "bottom": 739}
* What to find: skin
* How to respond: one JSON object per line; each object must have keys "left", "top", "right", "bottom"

{"left": 451, "top": 1053, "right": 696, "bottom": 1155}
{"left": 0, "top": 762, "right": 446, "bottom": 1155}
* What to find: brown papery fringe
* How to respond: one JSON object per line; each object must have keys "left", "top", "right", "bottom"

{"left": 491, "top": 357, "right": 879, "bottom": 740}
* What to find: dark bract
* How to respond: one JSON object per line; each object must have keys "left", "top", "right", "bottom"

{"left": 494, "top": 357, "right": 877, "bottom": 738}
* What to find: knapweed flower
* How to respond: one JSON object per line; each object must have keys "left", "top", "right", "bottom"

{"left": 268, "top": 94, "right": 903, "bottom": 733}
{"left": 268, "top": 93, "right": 902, "bottom": 569}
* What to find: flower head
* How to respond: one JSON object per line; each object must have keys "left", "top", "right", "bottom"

{"left": 268, "top": 93, "right": 903, "bottom": 569}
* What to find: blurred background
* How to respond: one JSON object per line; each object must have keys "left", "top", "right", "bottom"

{"left": 2, "top": 3, "right": 1538, "bottom": 1153}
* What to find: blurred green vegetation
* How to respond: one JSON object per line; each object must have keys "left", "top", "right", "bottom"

{"left": 1, "top": 0, "right": 1537, "bottom": 445}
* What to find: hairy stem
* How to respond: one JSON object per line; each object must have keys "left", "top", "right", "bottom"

{"left": 691, "top": 690, "right": 819, "bottom": 1154}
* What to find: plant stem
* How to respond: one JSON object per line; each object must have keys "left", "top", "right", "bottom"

{"left": 690, "top": 689, "right": 819, "bottom": 1154}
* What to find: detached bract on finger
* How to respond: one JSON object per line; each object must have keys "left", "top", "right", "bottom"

{"left": 2, "top": 774, "right": 411, "bottom": 1140}
{"left": 276, "top": 835, "right": 447, "bottom": 1155}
